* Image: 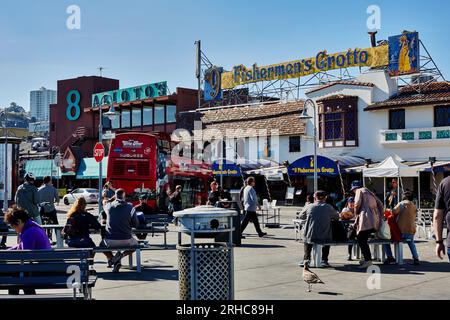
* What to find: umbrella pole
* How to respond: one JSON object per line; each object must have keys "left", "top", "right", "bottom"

{"left": 383, "top": 177, "right": 386, "bottom": 208}
{"left": 336, "top": 161, "right": 346, "bottom": 198}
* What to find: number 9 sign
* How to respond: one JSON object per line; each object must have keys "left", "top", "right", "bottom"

{"left": 66, "top": 90, "right": 81, "bottom": 121}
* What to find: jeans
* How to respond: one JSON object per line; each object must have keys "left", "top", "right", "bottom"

{"left": 448, "top": 248, "right": 450, "bottom": 262}
{"left": 240, "top": 211, "right": 264, "bottom": 236}
{"left": 384, "top": 234, "right": 419, "bottom": 260}
{"left": 357, "top": 229, "right": 375, "bottom": 261}
{"left": 303, "top": 243, "right": 330, "bottom": 262}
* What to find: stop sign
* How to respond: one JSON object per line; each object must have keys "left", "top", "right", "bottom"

{"left": 94, "top": 142, "right": 105, "bottom": 163}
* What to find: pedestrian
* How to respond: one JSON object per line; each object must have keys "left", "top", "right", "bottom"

{"left": 336, "top": 192, "right": 353, "bottom": 212}
{"left": 4, "top": 207, "right": 51, "bottom": 295}
{"left": 14, "top": 173, "right": 41, "bottom": 224}
{"left": 169, "top": 185, "right": 183, "bottom": 213}
{"left": 299, "top": 194, "right": 316, "bottom": 220}
{"left": 38, "top": 176, "right": 60, "bottom": 226}
{"left": 240, "top": 177, "right": 267, "bottom": 238}
{"left": 351, "top": 181, "right": 384, "bottom": 269}
{"left": 385, "top": 178, "right": 399, "bottom": 209}
{"left": 300, "top": 190, "right": 339, "bottom": 268}
{"left": 63, "top": 197, "right": 102, "bottom": 251}
{"left": 102, "top": 181, "right": 115, "bottom": 205}
{"left": 207, "top": 180, "right": 221, "bottom": 206}
{"left": 383, "top": 191, "right": 420, "bottom": 265}
{"left": 434, "top": 176, "right": 450, "bottom": 262}
{"left": 100, "top": 189, "right": 139, "bottom": 273}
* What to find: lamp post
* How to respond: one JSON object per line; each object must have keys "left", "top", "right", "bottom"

{"left": 1, "top": 108, "right": 8, "bottom": 212}
{"left": 98, "top": 95, "right": 118, "bottom": 213}
{"left": 299, "top": 99, "right": 318, "bottom": 193}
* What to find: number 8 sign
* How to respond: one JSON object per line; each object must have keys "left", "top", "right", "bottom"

{"left": 66, "top": 90, "right": 81, "bottom": 121}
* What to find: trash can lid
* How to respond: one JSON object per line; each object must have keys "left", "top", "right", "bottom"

{"left": 173, "top": 205, "right": 238, "bottom": 219}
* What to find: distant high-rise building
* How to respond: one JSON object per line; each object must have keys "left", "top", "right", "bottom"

{"left": 30, "top": 87, "right": 56, "bottom": 121}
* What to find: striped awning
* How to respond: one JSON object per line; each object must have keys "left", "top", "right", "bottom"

{"left": 25, "top": 160, "right": 61, "bottom": 179}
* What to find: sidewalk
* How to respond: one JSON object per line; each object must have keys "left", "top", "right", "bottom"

{"left": 3, "top": 205, "right": 449, "bottom": 300}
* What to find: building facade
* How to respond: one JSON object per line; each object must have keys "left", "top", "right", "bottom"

{"left": 30, "top": 87, "right": 57, "bottom": 122}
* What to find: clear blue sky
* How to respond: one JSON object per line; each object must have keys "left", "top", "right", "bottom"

{"left": 0, "top": 0, "right": 449, "bottom": 109}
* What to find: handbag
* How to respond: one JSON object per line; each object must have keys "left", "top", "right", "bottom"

{"left": 331, "top": 220, "right": 348, "bottom": 242}
{"left": 376, "top": 219, "right": 391, "bottom": 240}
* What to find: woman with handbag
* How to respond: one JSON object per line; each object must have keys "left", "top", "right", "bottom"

{"left": 350, "top": 181, "right": 384, "bottom": 269}
{"left": 63, "top": 197, "right": 102, "bottom": 253}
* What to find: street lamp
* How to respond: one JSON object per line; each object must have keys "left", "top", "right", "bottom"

{"left": 299, "top": 99, "right": 318, "bottom": 193}
{"left": 1, "top": 108, "right": 8, "bottom": 212}
{"left": 98, "top": 95, "right": 118, "bottom": 213}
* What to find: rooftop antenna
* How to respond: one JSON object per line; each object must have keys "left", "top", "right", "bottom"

{"left": 98, "top": 67, "right": 107, "bottom": 77}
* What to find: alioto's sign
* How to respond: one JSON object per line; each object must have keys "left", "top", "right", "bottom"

{"left": 92, "top": 81, "right": 168, "bottom": 107}
{"left": 211, "top": 31, "right": 419, "bottom": 90}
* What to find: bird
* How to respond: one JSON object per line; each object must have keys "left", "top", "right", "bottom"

{"left": 302, "top": 262, "right": 325, "bottom": 292}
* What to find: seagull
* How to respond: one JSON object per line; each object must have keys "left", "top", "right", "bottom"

{"left": 302, "top": 263, "right": 325, "bottom": 292}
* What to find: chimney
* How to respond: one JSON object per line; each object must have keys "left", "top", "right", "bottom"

{"left": 368, "top": 31, "right": 377, "bottom": 47}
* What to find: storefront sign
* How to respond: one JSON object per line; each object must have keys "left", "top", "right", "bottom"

{"left": 217, "top": 32, "right": 419, "bottom": 89}
{"left": 288, "top": 155, "right": 338, "bottom": 177}
{"left": 92, "top": 81, "right": 168, "bottom": 107}
{"left": 212, "top": 161, "right": 241, "bottom": 177}
{"left": 204, "top": 67, "right": 223, "bottom": 101}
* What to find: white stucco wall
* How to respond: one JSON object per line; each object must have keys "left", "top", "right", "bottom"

{"left": 303, "top": 70, "right": 450, "bottom": 162}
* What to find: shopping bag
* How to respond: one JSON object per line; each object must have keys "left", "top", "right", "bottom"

{"left": 376, "top": 219, "right": 391, "bottom": 240}
{"left": 384, "top": 210, "right": 402, "bottom": 242}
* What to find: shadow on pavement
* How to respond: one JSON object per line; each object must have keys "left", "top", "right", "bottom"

{"left": 239, "top": 244, "right": 286, "bottom": 249}
{"left": 97, "top": 267, "right": 178, "bottom": 282}
{"left": 333, "top": 260, "right": 448, "bottom": 274}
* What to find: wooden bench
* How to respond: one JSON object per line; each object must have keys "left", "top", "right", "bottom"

{"left": 308, "top": 239, "right": 412, "bottom": 268}
{"left": 0, "top": 249, "right": 96, "bottom": 300}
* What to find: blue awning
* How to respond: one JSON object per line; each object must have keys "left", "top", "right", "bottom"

{"left": 25, "top": 160, "right": 61, "bottom": 179}
{"left": 76, "top": 157, "right": 108, "bottom": 179}
{"left": 288, "top": 155, "right": 339, "bottom": 177}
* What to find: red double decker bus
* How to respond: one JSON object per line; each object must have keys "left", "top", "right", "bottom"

{"left": 106, "top": 132, "right": 212, "bottom": 212}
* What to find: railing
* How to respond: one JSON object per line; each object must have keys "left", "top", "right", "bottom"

{"left": 380, "top": 126, "right": 450, "bottom": 145}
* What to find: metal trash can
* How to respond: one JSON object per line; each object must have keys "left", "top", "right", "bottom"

{"left": 174, "top": 205, "right": 237, "bottom": 300}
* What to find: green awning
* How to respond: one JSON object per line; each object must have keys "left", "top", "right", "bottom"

{"left": 25, "top": 160, "right": 62, "bottom": 179}
{"left": 76, "top": 157, "right": 108, "bottom": 179}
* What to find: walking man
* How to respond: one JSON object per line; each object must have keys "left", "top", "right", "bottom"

{"left": 434, "top": 176, "right": 450, "bottom": 261}
{"left": 38, "top": 176, "right": 60, "bottom": 225}
{"left": 240, "top": 177, "right": 267, "bottom": 238}
{"left": 15, "top": 173, "right": 41, "bottom": 224}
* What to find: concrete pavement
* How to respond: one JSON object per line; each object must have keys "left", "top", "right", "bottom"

{"left": 2, "top": 204, "right": 448, "bottom": 300}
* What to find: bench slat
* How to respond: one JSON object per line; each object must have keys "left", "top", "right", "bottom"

{"left": 0, "top": 250, "right": 91, "bottom": 261}
{"left": 0, "top": 276, "right": 97, "bottom": 289}
{"left": 0, "top": 262, "right": 90, "bottom": 273}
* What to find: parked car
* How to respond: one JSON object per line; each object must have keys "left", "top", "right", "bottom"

{"left": 63, "top": 188, "right": 99, "bottom": 205}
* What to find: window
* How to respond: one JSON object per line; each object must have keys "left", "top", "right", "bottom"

{"left": 389, "top": 109, "right": 405, "bottom": 129}
{"left": 111, "top": 113, "right": 120, "bottom": 129}
{"left": 166, "top": 105, "right": 177, "bottom": 123}
{"left": 154, "top": 104, "right": 165, "bottom": 124}
{"left": 318, "top": 99, "right": 358, "bottom": 147}
{"left": 121, "top": 110, "right": 131, "bottom": 128}
{"left": 132, "top": 108, "right": 142, "bottom": 128}
{"left": 435, "top": 105, "right": 450, "bottom": 127}
{"left": 143, "top": 107, "right": 153, "bottom": 126}
{"left": 289, "top": 136, "right": 301, "bottom": 153}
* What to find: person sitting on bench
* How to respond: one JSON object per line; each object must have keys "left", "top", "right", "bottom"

{"left": 63, "top": 197, "right": 102, "bottom": 253}
{"left": 299, "top": 190, "right": 339, "bottom": 268}
{"left": 101, "top": 189, "right": 139, "bottom": 273}
{"left": 4, "top": 207, "right": 51, "bottom": 295}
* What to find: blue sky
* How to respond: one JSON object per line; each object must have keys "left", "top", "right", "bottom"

{"left": 0, "top": 0, "right": 449, "bottom": 109}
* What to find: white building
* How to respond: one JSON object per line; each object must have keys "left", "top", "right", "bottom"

{"left": 304, "top": 70, "right": 450, "bottom": 162}
{"left": 30, "top": 87, "right": 56, "bottom": 121}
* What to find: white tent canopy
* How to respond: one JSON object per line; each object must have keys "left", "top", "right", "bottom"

{"left": 363, "top": 156, "right": 419, "bottom": 178}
